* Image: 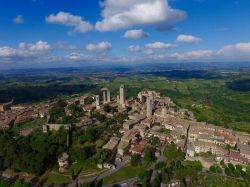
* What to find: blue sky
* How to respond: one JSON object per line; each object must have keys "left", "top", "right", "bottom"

{"left": 0, "top": 0, "right": 250, "bottom": 69}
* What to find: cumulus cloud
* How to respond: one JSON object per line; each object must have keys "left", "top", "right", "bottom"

{"left": 219, "top": 42, "right": 250, "bottom": 55}
{"left": 19, "top": 40, "right": 52, "bottom": 52}
{"left": 13, "top": 15, "right": 24, "bottom": 24}
{"left": 1, "top": 41, "right": 250, "bottom": 67}
{"left": 144, "top": 49, "right": 155, "bottom": 55}
{"left": 128, "top": 45, "right": 142, "bottom": 52}
{"left": 171, "top": 50, "right": 214, "bottom": 61}
{"left": 46, "top": 11, "right": 93, "bottom": 33}
{"left": 66, "top": 53, "right": 89, "bottom": 61}
{"left": 0, "top": 47, "right": 17, "bottom": 57}
{"left": 65, "top": 53, "right": 129, "bottom": 64}
{"left": 124, "top": 29, "right": 149, "bottom": 39}
{"left": 54, "top": 41, "right": 78, "bottom": 50}
{"left": 217, "top": 42, "right": 250, "bottom": 61}
{"left": 127, "top": 42, "right": 177, "bottom": 55}
{"left": 144, "top": 42, "right": 250, "bottom": 62}
{"left": 85, "top": 42, "right": 112, "bottom": 53}
{"left": 176, "top": 34, "right": 201, "bottom": 44}
{"left": 0, "top": 40, "right": 52, "bottom": 63}
{"left": 95, "top": 0, "right": 186, "bottom": 31}
{"left": 151, "top": 42, "right": 250, "bottom": 62}
{"left": 145, "top": 42, "right": 177, "bottom": 49}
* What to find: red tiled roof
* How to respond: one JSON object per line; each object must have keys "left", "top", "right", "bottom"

{"left": 130, "top": 140, "right": 149, "bottom": 154}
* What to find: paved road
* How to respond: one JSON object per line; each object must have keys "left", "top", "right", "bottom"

{"left": 67, "top": 157, "right": 131, "bottom": 187}
{"left": 100, "top": 144, "right": 168, "bottom": 187}
{"left": 102, "top": 177, "right": 139, "bottom": 187}
{"left": 149, "top": 143, "right": 168, "bottom": 186}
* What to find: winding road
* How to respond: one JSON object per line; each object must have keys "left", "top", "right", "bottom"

{"left": 67, "top": 157, "right": 131, "bottom": 187}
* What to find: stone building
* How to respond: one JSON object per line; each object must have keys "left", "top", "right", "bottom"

{"left": 130, "top": 140, "right": 150, "bottom": 156}
{"left": 43, "top": 123, "right": 71, "bottom": 133}
{"left": 0, "top": 100, "right": 13, "bottom": 112}
{"left": 103, "top": 137, "right": 120, "bottom": 152}
{"left": 224, "top": 150, "right": 249, "bottom": 165}
{"left": 117, "top": 140, "right": 130, "bottom": 156}
{"left": 189, "top": 141, "right": 227, "bottom": 156}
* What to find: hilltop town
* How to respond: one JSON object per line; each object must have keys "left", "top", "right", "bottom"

{"left": 0, "top": 85, "right": 250, "bottom": 186}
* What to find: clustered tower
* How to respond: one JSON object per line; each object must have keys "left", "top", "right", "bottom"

{"left": 146, "top": 95, "right": 153, "bottom": 118}
{"left": 101, "top": 88, "right": 111, "bottom": 104}
{"left": 95, "top": 85, "right": 126, "bottom": 109}
{"left": 119, "top": 85, "right": 125, "bottom": 108}
{"left": 95, "top": 95, "right": 100, "bottom": 109}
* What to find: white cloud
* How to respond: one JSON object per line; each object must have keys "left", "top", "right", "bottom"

{"left": 144, "top": 49, "right": 155, "bottom": 55}
{"left": 21, "top": 41, "right": 52, "bottom": 52}
{"left": 0, "top": 47, "right": 17, "bottom": 57}
{"left": 64, "top": 53, "right": 129, "bottom": 64}
{"left": 124, "top": 29, "right": 149, "bottom": 39}
{"left": 1, "top": 41, "right": 250, "bottom": 67}
{"left": 176, "top": 34, "right": 201, "bottom": 44}
{"left": 95, "top": 0, "right": 186, "bottom": 31}
{"left": 18, "top": 41, "right": 52, "bottom": 53}
{"left": 171, "top": 50, "right": 214, "bottom": 61}
{"left": 0, "top": 41, "right": 52, "bottom": 60}
{"left": 217, "top": 42, "right": 250, "bottom": 61}
{"left": 66, "top": 53, "right": 89, "bottom": 61}
{"left": 128, "top": 45, "right": 142, "bottom": 52}
{"left": 145, "top": 42, "right": 177, "bottom": 49}
{"left": 13, "top": 15, "right": 24, "bottom": 24}
{"left": 46, "top": 11, "right": 93, "bottom": 33}
{"left": 54, "top": 41, "right": 78, "bottom": 50}
{"left": 144, "top": 42, "right": 250, "bottom": 62}
{"left": 174, "top": 42, "right": 250, "bottom": 61}
{"left": 86, "top": 42, "right": 112, "bottom": 53}
{"left": 219, "top": 42, "right": 250, "bottom": 55}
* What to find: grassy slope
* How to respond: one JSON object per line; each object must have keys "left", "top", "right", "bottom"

{"left": 103, "top": 164, "right": 148, "bottom": 185}
{"left": 200, "top": 174, "right": 249, "bottom": 187}
{"left": 40, "top": 160, "right": 103, "bottom": 186}
{"left": 12, "top": 118, "right": 46, "bottom": 134}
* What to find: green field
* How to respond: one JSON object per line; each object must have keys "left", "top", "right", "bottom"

{"left": 12, "top": 118, "right": 46, "bottom": 134}
{"left": 42, "top": 172, "right": 72, "bottom": 186}
{"left": 200, "top": 174, "right": 249, "bottom": 187}
{"left": 103, "top": 164, "right": 148, "bottom": 185}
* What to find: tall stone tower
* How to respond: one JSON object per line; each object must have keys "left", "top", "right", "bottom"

{"left": 101, "top": 88, "right": 111, "bottom": 104}
{"left": 119, "top": 85, "right": 125, "bottom": 108}
{"left": 161, "top": 107, "right": 166, "bottom": 118}
{"left": 95, "top": 95, "right": 100, "bottom": 109}
{"left": 107, "top": 89, "right": 111, "bottom": 103}
{"left": 103, "top": 91, "right": 106, "bottom": 103}
{"left": 146, "top": 96, "right": 153, "bottom": 118}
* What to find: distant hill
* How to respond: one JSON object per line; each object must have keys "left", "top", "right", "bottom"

{"left": 228, "top": 79, "right": 250, "bottom": 92}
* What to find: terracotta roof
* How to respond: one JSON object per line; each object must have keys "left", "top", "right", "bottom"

{"left": 130, "top": 140, "right": 149, "bottom": 154}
